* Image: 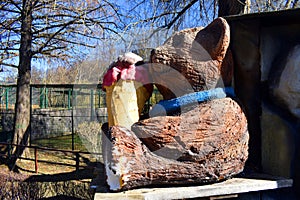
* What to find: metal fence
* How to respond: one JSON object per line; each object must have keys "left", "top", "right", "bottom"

{"left": 0, "top": 84, "right": 107, "bottom": 151}
{"left": 0, "top": 84, "right": 106, "bottom": 110}
{"left": 0, "top": 84, "right": 162, "bottom": 151}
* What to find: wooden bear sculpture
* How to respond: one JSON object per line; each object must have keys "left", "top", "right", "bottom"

{"left": 102, "top": 17, "right": 249, "bottom": 191}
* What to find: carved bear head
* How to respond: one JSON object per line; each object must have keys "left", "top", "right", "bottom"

{"left": 150, "top": 17, "right": 232, "bottom": 100}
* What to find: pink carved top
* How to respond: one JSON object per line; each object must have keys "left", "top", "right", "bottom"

{"left": 102, "top": 64, "right": 151, "bottom": 90}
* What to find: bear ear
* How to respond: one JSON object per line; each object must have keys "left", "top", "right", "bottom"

{"left": 195, "top": 17, "right": 230, "bottom": 62}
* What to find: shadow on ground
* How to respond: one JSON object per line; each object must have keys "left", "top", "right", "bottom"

{"left": 39, "top": 195, "right": 87, "bottom": 200}
{"left": 0, "top": 154, "right": 105, "bottom": 200}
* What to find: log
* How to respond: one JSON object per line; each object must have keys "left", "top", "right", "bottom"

{"left": 102, "top": 98, "right": 249, "bottom": 191}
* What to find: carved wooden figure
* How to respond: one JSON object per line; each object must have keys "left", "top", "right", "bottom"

{"left": 101, "top": 17, "right": 249, "bottom": 191}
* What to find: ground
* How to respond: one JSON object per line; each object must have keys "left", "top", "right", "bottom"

{"left": 0, "top": 135, "right": 102, "bottom": 200}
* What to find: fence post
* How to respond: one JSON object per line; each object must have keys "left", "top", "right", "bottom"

{"left": 34, "top": 147, "right": 38, "bottom": 173}
{"left": 68, "top": 88, "right": 72, "bottom": 109}
{"left": 5, "top": 87, "right": 9, "bottom": 110}
{"left": 98, "top": 89, "right": 101, "bottom": 108}
{"left": 90, "top": 89, "right": 94, "bottom": 121}
{"left": 8, "top": 139, "right": 12, "bottom": 160}
{"left": 45, "top": 88, "right": 48, "bottom": 108}
{"left": 75, "top": 152, "right": 80, "bottom": 172}
{"left": 30, "top": 86, "right": 32, "bottom": 147}
{"left": 40, "top": 88, "right": 45, "bottom": 109}
{"left": 73, "top": 90, "right": 77, "bottom": 108}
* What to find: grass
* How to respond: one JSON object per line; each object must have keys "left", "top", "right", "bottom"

{"left": 0, "top": 133, "right": 101, "bottom": 199}
{"left": 31, "top": 134, "right": 88, "bottom": 152}
{"left": 14, "top": 133, "right": 101, "bottom": 175}
{"left": 0, "top": 131, "right": 101, "bottom": 174}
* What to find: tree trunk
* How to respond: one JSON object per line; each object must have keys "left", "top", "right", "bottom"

{"left": 218, "top": 0, "right": 250, "bottom": 17}
{"left": 10, "top": 0, "right": 33, "bottom": 170}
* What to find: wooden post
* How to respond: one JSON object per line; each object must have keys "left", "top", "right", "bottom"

{"left": 34, "top": 147, "right": 38, "bottom": 173}
{"left": 75, "top": 152, "right": 80, "bottom": 172}
{"left": 8, "top": 139, "right": 12, "bottom": 160}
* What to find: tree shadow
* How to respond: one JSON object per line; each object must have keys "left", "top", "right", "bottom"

{"left": 0, "top": 150, "right": 105, "bottom": 199}
{"left": 39, "top": 195, "right": 86, "bottom": 200}
{"left": 25, "top": 161, "right": 104, "bottom": 183}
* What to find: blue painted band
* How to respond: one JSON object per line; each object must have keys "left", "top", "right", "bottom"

{"left": 149, "top": 87, "right": 235, "bottom": 117}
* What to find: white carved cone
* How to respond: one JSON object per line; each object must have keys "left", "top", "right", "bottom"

{"left": 110, "top": 80, "right": 139, "bottom": 129}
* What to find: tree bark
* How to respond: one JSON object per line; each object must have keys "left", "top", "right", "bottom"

{"left": 218, "top": 0, "right": 250, "bottom": 17}
{"left": 150, "top": 18, "right": 231, "bottom": 100}
{"left": 102, "top": 98, "right": 249, "bottom": 191}
{"left": 10, "top": 0, "right": 33, "bottom": 170}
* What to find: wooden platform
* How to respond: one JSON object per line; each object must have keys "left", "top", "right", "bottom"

{"left": 92, "top": 173, "right": 293, "bottom": 200}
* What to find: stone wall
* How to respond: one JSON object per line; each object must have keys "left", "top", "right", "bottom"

{"left": 0, "top": 108, "right": 107, "bottom": 140}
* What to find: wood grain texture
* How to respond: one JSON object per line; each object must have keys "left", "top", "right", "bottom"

{"left": 150, "top": 18, "right": 231, "bottom": 100}
{"left": 102, "top": 98, "right": 249, "bottom": 191}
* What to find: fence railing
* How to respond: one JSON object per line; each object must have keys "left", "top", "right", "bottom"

{"left": 0, "top": 141, "right": 101, "bottom": 173}
{"left": 0, "top": 83, "right": 107, "bottom": 110}
{"left": 0, "top": 83, "right": 163, "bottom": 110}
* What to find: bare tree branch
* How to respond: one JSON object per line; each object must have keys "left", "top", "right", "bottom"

{"left": 161, "top": 0, "right": 198, "bottom": 29}
{"left": 0, "top": 61, "right": 18, "bottom": 68}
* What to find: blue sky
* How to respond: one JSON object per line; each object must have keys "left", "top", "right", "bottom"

{"left": 0, "top": 0, "right": 218, "bottom": 83}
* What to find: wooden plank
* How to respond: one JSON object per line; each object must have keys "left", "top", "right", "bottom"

{"left": 93, "top": 176, "right": 293, "bottom": 200}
